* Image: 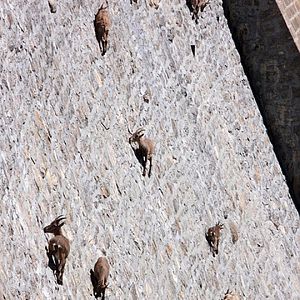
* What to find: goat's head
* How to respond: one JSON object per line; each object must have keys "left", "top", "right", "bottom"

{"left": 216, "top": 222, "right": 224, "bottom": 231}
{"left": 44, "top": 215, "right": 66, "bottom": 235}
{"left": 129, "top": 128, "right": 145, "bottom": 144}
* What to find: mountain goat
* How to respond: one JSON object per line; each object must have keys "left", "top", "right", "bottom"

{"left": 90, "top": 257, "right": 110, "bottom": 299}
{"left": 94, "top": 1, "right": 111, "bottom": 56}
{"left": 44, "top": 215, "right": 70, "bottom": 285}
{"left": 205, "top": 222, "right": 223, "bottom": 256}
{"left": 129, "top": 127, "right": 155, "bottom": 177}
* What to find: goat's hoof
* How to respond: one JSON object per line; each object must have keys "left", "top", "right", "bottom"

{"left": 57, "top": 279, "right": 63, "bottom": 285}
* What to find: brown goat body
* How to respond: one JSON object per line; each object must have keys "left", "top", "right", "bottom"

{"left": 94, "top": 1, "right": 111, "bottom": 56}
{"left": 44, "top": 215, "right": 70, "bottom": 285}
{"left": 90, "top": 257, "right": 110, "bottom": 299}
{"left": 129, "top": 128, "right": 155, "bottom": 177}
{"left": 205, "top": 222, "right": 223, "bottom": 256}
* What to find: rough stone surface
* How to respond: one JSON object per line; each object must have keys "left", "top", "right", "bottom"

{"left": 0, "top": 0, "right": 299, "bottom": 299}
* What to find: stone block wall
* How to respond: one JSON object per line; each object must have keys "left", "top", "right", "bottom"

{"left": 276, "top": 0, "right": 300, "bottom": 50}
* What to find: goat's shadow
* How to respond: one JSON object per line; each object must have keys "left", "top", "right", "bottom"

{"left": 45, "top": 247, "right": 57, "bottom": 272}
{"left": 94, "top": 20, "right": 104, "bottom": 56}
{"left": 131, "top": 146, "right": 146, "bottom": 173}
{"left": 185, "top": 0, "right": 193, "bottom": 13}
{"left": 45, "top": 247, "right": 63, "bottom": 285}
{"left": 205, "top": 234, "right": 217, "bottom": 257}
{"left": 90, "top": 269, "right": 106, "bottom": 300}
{"left": 90, "top": 269, "right": 97, "bottom": 295}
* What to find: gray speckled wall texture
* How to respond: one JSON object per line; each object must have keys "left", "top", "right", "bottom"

{"left": 0, "top": 0, "right": 299, "bottom": 299}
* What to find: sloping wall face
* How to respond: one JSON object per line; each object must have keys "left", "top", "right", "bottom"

{"left": 0, "top": 1, "right": 299, "bottom": 299}
{"left": 223, "top": 0, "right": 300, "bottom": 210}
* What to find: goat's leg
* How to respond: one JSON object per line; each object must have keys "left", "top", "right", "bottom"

{"left": 212, "top": 246, "right": 216, "bottom": 257}
{"left": 148, "top": 156, "right": 152, "bottom": 177}
{"left": 101, "top": 288, "right": 106, "bottom": 300}
{"left": 142, "top": 165, "right": 146, "bottom": 176}
{"left": 45, "top": 246, "right": 51, "bottom": 261}
{"left": 57, "top": 263, "right": 64, "bottom": 285}
{"left": 215, "top": 239, "right": 219, "bottom": 255}
{"left": 101, "top": 40, "right": 104, "bottom": 55}
{"left": 104, "top": 40, "right": 108, "bottom": 54}
{"left": 102, "top": 38, "right": 108, "bottom": 56}
{"left": 142, "top": 155, "right": 147, "bottom": 176}
{"left": 57, "top": 254, "right": 66, "bottom": 285}
{"left": 212, "top": 240, "right": 217, "bottom": 256}
{"left": 193, "top": 7, "right": 199, "bottom": 23}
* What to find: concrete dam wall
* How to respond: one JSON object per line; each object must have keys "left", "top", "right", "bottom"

{"left": 0, "top": 0, "right": 299, "bottom": 299}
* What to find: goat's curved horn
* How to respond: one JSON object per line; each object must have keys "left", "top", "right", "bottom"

{"left": 127, "top": 126, "right": 133, "bottom": 135}
{"left": 56, "top": 216, "right": 66, "bottom": 226}
{"left": 136, "top": 128, "right": 145, "bottom": 134}
{"left": 57, "top": 220, "right": 66, "bottom": 227}
{"left": 56, "top": 215, "right": 66, "bottom": 221}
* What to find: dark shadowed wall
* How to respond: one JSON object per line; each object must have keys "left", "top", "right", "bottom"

{"left": 223, "top": 0, "right": 300, "bottom": 210}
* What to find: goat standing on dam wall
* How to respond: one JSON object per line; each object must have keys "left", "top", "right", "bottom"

{"left": 90, "top": 257, "right": 110, "bottom": 299}
{"left": 94, "top": 1, "right": 111, "bottom": 56}
{"left": 129, "top": 127, "right": 155, "bottom": 177}
{"left": 44, "top": 215, "right": 70, "bottom": 285}
{"left": 206, "top": 222, "right": 223, "bottom": 257}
